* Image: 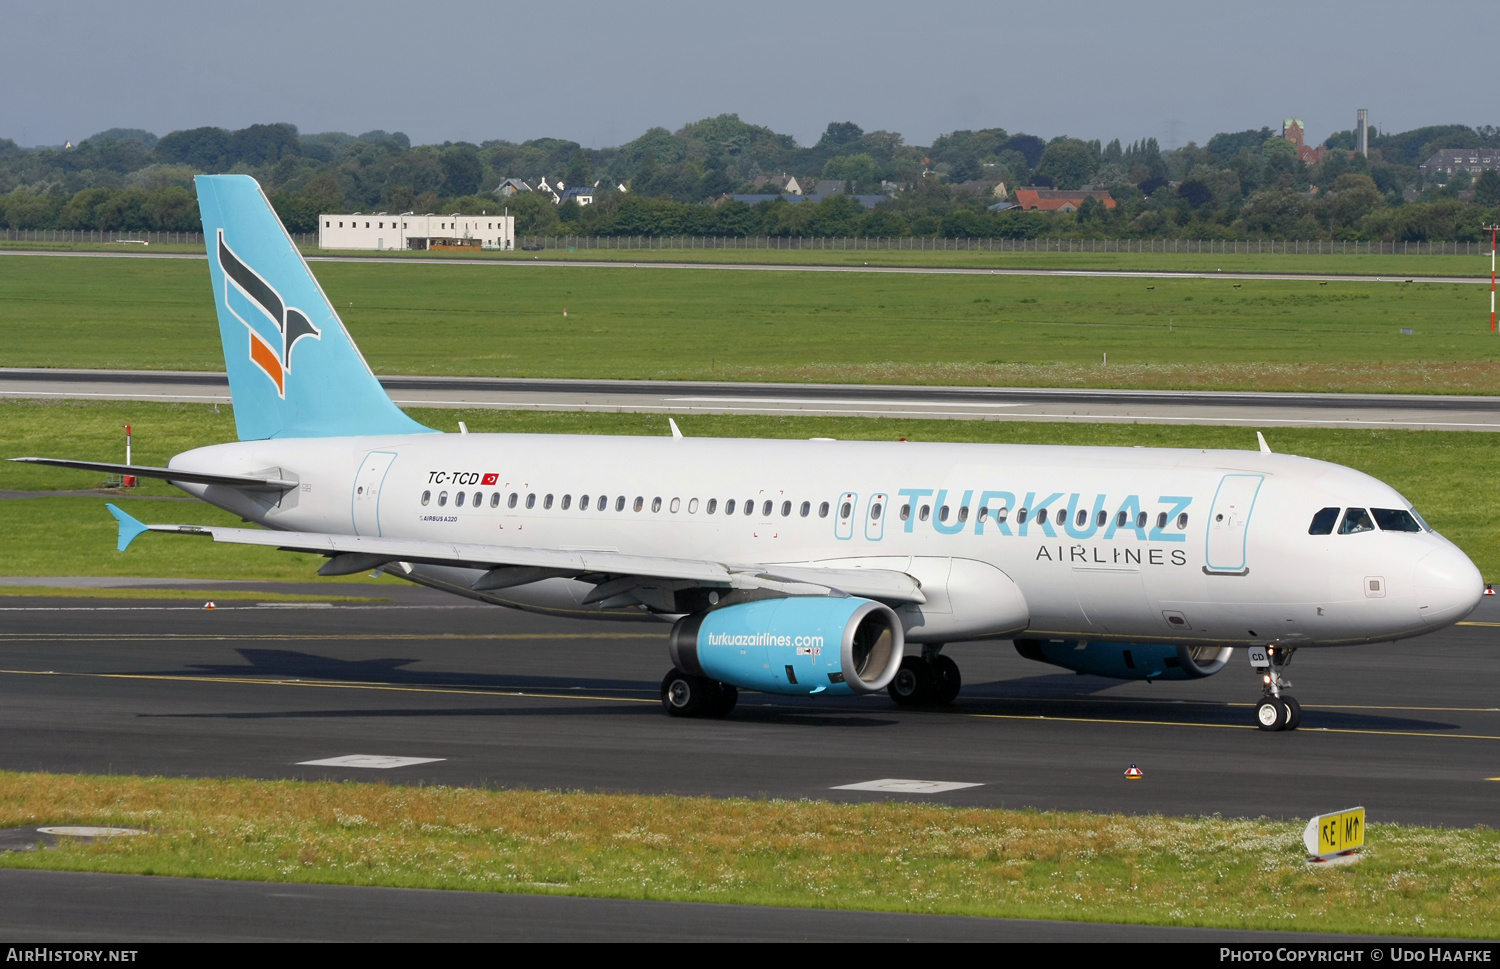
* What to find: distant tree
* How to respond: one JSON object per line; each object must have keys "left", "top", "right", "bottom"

{"left": 817, "top": 122, "right": 864, "bottom": 151}
{"left": 1474, "top": 169, "right": 1500, "bottom": 207}
{"left": 564, "top": 149, "right": 591, "bottom": 188}
{"left": 229, "top": 123, "right": 300, "bottom": 166}
{"left": 507, "top": 190, "right": 560, "bottom": 234}
{"left": 991, "top": 134, "right": 1040, "bottom": 168}
{"left": 439, "top": 144, "right": 482, "bottom": 196}
{"left": 1176, "top": 180, "right": 1212, "bottom": 208}
{"left": 154, "top": 126, "right": 232, "bottom": 170}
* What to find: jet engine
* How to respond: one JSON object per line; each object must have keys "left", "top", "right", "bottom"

{"left": 669, "top": 597, "right": 905, "bottom": 696}
{"left": 1013, "top": 639, "right": 1233, "bottom": 681}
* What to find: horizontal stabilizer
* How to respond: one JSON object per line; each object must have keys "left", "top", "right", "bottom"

{"left": 11, "top": 457, "right": 296, "bottom": 491}
{"left": 105, "top": 503, "right": 152, "bottom": 552}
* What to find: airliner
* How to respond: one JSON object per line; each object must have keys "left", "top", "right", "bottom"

{"left": 13, "top": 175, "right": 1484, "bottom": 731}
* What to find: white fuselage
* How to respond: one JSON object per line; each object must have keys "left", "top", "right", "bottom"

{"left": 168, "top": 433, "right": 1482, "bottom": 648}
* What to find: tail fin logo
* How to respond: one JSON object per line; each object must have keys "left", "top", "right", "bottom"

{"left": 216, "top": 229, "right": 321, "bottom": 397}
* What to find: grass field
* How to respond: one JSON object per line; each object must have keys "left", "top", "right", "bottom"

{"left": 3, "top": 254, "right": 1500, "bottom": 393}
{"left": 4, "top": 399, "right": 1498, "bottom": 580}
{"left": 3, "top": 237, "right": 1492, "bottom": 277}
{"left": 0, "top": 771, "right": 1492, "bottom": 936}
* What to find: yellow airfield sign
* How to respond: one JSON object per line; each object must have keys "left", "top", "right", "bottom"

{"left": 1303, "top": 806, "right": 1365, "bottom": 858}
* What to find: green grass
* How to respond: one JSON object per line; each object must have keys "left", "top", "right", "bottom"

{"left": 4, "top": 254, "right": 1500, "bottom": 392}
{"left": 3, "top": 399, "right": 1498, "bottom": 580}
{"left": 0, "top": 771, "right": 1493, "bottom": 936}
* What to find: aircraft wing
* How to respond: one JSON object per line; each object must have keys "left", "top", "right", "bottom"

{"left": 105, "top": 504, "right": 926, "bottom": 605}
{"left": 12, "top": 457, "right": 296, "bottom": 491}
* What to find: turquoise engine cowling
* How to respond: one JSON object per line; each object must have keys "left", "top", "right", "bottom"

{"left": 669, "top": 597, "right": 905, "bottom": 696}
{"left": 1013, "top": 639, "right": 1234, "bottom": 681}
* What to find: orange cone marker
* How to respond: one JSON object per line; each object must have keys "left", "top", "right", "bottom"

{"left": 203, "top": 601, "right": 216, "bottom": 610}
{"left": 1124, "top": 764, "right": 1143, "bottom": 779}
{"left": 1485, "top": 585, "right": 1494, "bottom": 597}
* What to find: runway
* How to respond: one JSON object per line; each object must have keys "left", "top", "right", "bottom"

{"left": 1, "top": 583, "right": 1496, "bottom": 827}
{"left": 0, "top": 246, "right": 1486, "bottom": 284}
{"left": 6, "top": 368, "right": 1500, "bottom": 430}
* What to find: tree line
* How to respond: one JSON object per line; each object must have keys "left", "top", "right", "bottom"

{"left": 3, "top": 118, "right": 1500, "bottom": 241}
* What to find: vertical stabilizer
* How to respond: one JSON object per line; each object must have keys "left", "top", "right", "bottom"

{"left": 195, "top": 175, "right": 434, "bottom": 440}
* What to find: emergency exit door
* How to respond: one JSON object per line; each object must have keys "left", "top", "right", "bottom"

{"left": 352, "top": 451, "right": 397, "bottom": 536}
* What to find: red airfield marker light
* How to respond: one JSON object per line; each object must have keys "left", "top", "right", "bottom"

{"left": 1486, "top": 225, "right": 1500, "bottom": 333}
{"left": 121, "top": 423, "right": 136, "bottom": 488}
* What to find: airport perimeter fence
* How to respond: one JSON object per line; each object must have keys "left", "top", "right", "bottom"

{"left": 2, "top": 229, "right": 315, "bottom": 247}
{"left": 513, "top": 235, "right": 1500, "bottom": 256}
{"left": 2, "top": 228, "right": 1496, "bottom": 256}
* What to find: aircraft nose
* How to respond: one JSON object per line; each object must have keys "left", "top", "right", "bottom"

{"left": 1415, "top": 544, "right": 1483, "bottom": 628}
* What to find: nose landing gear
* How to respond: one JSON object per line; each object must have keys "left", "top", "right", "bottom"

{"left": 1250, "top": 644, "right": 1301, "bottom": 731}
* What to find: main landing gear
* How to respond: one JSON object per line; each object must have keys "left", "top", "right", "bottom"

{"left": 660, "top": 669, "right": 738, "bottom": 718}
{"left": 887, "top": 644, "right": 962, "bottom": 707}
{"left": 1251, "top": 644, "right": 1301, "bottom": 732}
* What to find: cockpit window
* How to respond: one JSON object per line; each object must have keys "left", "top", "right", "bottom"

{"left": 1372, "top": 508, "right": 1422, "bottom": 532}
{"left": 1308, "top": 507, "right": 1339, "bottom": 535}
{"left": 1339, "top": 507, "right": 1376, "bottom": 535}
{"left": 1411, "top": 508, "right": 1434, "bottom": 532}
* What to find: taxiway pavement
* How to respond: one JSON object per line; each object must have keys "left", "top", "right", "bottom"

{"left": 5, "top": 368, "right": 1500, "bottom": 431}
{"left": 0, "top": 585, "right": 1496, "bottom": 827}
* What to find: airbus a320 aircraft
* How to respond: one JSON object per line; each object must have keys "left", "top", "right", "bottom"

{"left": 14, "top": 175, "right": 1484, "bottom": 731}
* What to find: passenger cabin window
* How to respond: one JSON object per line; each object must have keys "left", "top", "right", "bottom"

{"left": 1135, "top": 511, "right": 1147, "bottom": 529}
{"left": 654, "top": 497, "right": 664, "bottom": 513}
{"left": 633, "top": 497, "right": 644, "bottom": 512}
{"left": 1036, "top": 508, "right": 1048, "bottom": 525}
{"left": 1156, "top": 512, "right": 1168, "bottom": 529}
{"left": 526, "top": 494, "right": 536, "bottom": 509}
{"left": 421, "top": 490, "right": 431, "bottom": 506}
{"left": 1308, "top": 507, "right": 1339, "bottom": 535}
{"left": 799, "top": 501, "right": 810, "bottom": 517}
{"left": 706, "top": 499, "right": 717, "bottom": 514}
{"left": 819, "top": 502, "right": 830, "bottom": 518}
{"left": 579, "top": 494, "right": 589, "bottom": 510}
{"left": 745, "top": 500, "right": 755, "bottom": 517}
{"left": 840, "top": 501, "right": 852, "bottom": 519}
{"left": 1097, "top": 510, "right": 1108, "bottom": 527}
{"left": 438, "top": 491, "right": 448, "bottom": 506}
{"left": 472, "top": 491, "right": 482, "bottom": 506}
{"left": 724, "top": 499, "right": 735, "bottom": 515}
{"left": 1372, "top": 508, "right": 1422, "bottom": 532}
{"left": 489, "top": 493, "right": 500, "bottom": 508}
{"left": 1016, "top": 508, "right": 1028, "bottom": 524}
{"left": 1076, "top": 509, "right": 1088, "bottom": 528}
{"left": 1176, "top": 512, "right": 1189, "bottom": 529}
{"left": 762, "top": 500, "right": 773, "bottom": 517}
{"left": 938, "top": 505, "right": 949, "bottom": 522}
{"left": 615, "top": 496, "right": 626, "bottom": 511}
{"left": 868, "top": 501, "right": 880, "bottom": 520}
{"left": 455, "top": 492, "right": 466, "bottom": 508}
{"left": 1116, "top": 511, "right": 1128, "bottom": 527}
{"left": 782, "top": 501, "right": 792, "bottom": 517}
{"left": 918, "top": 505, "right": 930, "bottom": 522}
{"left": 957, "top": 505, "right": 969, "bottom": 523}
{"left": 562, "top": 495, "right": 572, "bottom": 510}
{"left": 597, "top": 495, "right": 608, "bottom": 511}
{"left": 1339, "top": 507, "right": 1376, "bottom": 535}
{"left": 900, "top": 504, "right": 910, "bottom": 521}
{"left": 507, "top": 493, "right": 518, "bottom": 509}
{"left": 544, "top": 494, "right": 554, "bottom": 509}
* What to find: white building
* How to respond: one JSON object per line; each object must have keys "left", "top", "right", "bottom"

{"left": 318, "top": 213, "right": 516, "bottom": 251}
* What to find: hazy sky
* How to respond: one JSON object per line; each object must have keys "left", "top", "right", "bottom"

{"left": 4, "top": 0, "right": 1492, "bottom": 151}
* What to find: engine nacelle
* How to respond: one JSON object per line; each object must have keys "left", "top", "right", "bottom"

{"left": 669, "top": 597, "right": 905, "bottom": 696}
{"left": 1014, "top": 639, "right": 1233, "bottom": 681}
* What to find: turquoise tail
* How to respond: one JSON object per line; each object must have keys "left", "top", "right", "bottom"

{"left": 194, "top": 174, "right": 435, "bottom": 440}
